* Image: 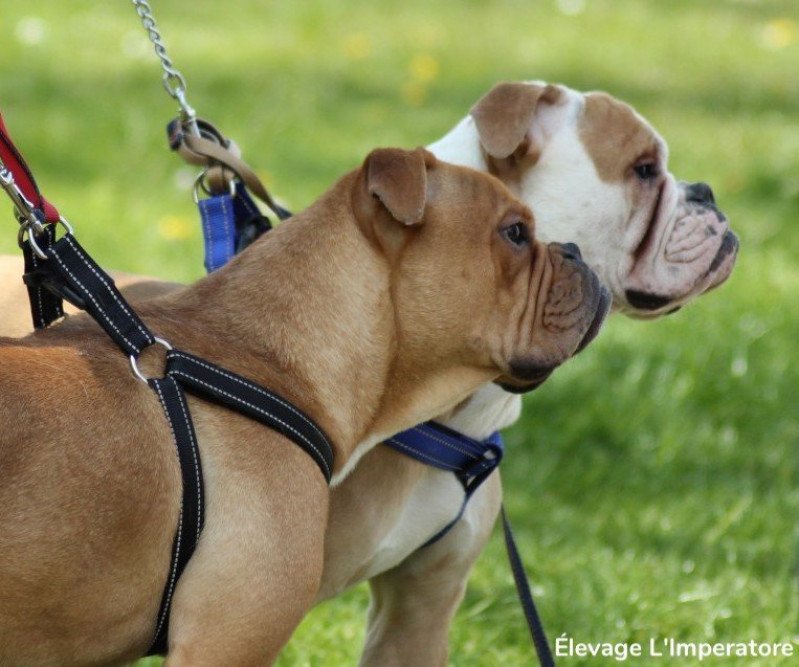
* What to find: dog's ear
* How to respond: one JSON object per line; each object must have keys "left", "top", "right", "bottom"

{"left": 470, "top": 82, "right": 564, "bottom": 160}
{"left": 364, "top": 147, "right": 431, "bottom": 226}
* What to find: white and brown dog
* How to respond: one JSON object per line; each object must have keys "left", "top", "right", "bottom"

{"left": 321, "top": 83, "right": 737, "bottom": 666}
{"left": 0, "top": 83, "right": 737, "bottom": 665}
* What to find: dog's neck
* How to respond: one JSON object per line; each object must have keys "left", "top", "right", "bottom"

{"left": 152, "top": 175, "right": 492, "bottom": 479}
{"left": 426, "top": 120, "right": 528, "bottom": 443}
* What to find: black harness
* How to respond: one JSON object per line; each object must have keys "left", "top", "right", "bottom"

{"left": 3, "top": 111, "right": 554, "bottom": 664}
{"left": 23, "top": 229, "right": 333, "bottom": 655}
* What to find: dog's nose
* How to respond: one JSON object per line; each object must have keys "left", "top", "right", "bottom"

{"left": 559, "top": 242, "right": 582, "bottom": 262}
{"left": 685, "top": 182, "right": 716, "bottom": 206}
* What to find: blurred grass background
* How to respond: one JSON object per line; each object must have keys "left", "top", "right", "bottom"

{"left": 1, "top": 0, "right": 797, "bottom": 665}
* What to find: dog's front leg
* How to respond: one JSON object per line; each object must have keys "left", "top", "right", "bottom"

{"left": 359, "top": 474, "right": 502, "bottom": 667}
{"left": 162, "top": 435, "right": 330, "bottom": 666}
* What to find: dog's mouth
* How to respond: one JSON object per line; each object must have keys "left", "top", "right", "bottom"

{"left": 495, "top": 282, "right": 610, "bottom": 394}
{"left": 624, "top": 289, "right": 674, "bottom": 312}
{"left": 623, "top": 228, "right": 738, "bottom": 315}
{"left": 575, "top": 283, "right": 610, "bottom": 354}
{"left": 495, "top": 367, "right": 554, "bottom": 394}
{"left": 704, "top": 229, "right": 739, "bottom": 287}
{"left": 620, "top": 174, "right": 738, "bottom": 322}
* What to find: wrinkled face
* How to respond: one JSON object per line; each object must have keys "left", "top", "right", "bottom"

{"left": 619, "top": 178, "right": 737, "bottom": 317}
{"left": 575, "top": 92, "right": 737, "bottom": 317}
{"left": 469, "top": 83, "right": 738, "bottom": 319}
{"left": 365, "top": 153, "right": 609, "bottom": 393}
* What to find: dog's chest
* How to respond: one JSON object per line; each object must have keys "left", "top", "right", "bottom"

{"left": 367, "top": 470, "right": 464, "bottom": 571}
{"left": 319, "top": 467, "right": 464, "bottom": 599}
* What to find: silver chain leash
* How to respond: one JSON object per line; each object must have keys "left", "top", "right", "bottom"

{"left": 131, "top": 0, "right": 199, "bottom": 133}
{"left": 128, "top": 0, "right": 287, "bottom": 219}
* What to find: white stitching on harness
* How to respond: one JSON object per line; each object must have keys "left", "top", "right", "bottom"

{"left": 170, "top": 368, "right": 331, "bottom": 479}
{"left": 413, "top": 425, "right": 480, "bottom": 459}
{"left": 29, "top": 245, "right": 46, "bottom": 328}
{"left": 152, "top": 507, "right": 182, "bottom": 642}
{"left": 170, "top": 376, "right": 203, "bottom": 543}
{"left": 64, "top": 236, "right": 152, "bottom": 343}
{"left": 171, "top": 352, "right": 330, "bottom": 450}
{"left": 152, "top": 379, "right": 184, "bottom": 642}
{"left": 237, "top": 187, "right": 260, "bottom": 218}
{"left": 200, "top": 200, "right": 214, "bottom": 269}
{"left": 50, "top": 245, "right": 137, "bottom": 351}
{"left": 221, "top": 194, "right": 234, "bottom": 259}
{"left": 386, "top": 438, "right": 456, "bottom": 470}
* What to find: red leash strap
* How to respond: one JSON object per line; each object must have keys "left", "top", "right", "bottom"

{"left": 0, "top": 112, "right": 59, "bottom": 223}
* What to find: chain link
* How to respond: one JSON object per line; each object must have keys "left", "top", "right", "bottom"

{"left": 131, "top": 0, "right": 198, "bottom": 126}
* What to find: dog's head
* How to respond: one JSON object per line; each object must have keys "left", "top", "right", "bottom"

{"left": 351, "top": 147, "right": 609, "bottom": 394}
{"left": 469, "top": 82, "right": 738, "bottom": 319}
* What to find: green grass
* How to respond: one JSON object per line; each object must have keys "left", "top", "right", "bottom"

{"left": 2, "top": 1, "right": 797, "bottom": 665}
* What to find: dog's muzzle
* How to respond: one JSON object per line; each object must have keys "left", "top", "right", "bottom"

{"left": 497, "top": 248, "right": 611, "bottom": 394}
{"left": 622, "top": 180, "right": 738, "bottom": 315}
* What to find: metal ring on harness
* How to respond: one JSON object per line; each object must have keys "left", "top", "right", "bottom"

{"left": 18, "top": 216, "right": 73, "bottom": 260}
{"left": 130, "top": 337, "right": 174, "bottom": 383}
{"left": 193, "top": 168, "right": 235, "bottom": 204}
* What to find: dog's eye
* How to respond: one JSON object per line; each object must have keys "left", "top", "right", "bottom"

{"left": 501, "top": 221, "right": 529, "bottom": 247}
{"left": 633, "top": 162, "right": 659, "bottom": 181}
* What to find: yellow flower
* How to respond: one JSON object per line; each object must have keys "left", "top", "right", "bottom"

{"left": 401, "top": 81, "right": 427, "bottom": 107}
{"left": 257, "top": 171, "right": 275, "bottom": 187}
{"left": 343, "top": 33, "right": 372, "bottom": 60}
{"left": 409, "top": 54, "right": 439, "bottom": 83}
{"left": 158, "top": 215, "right": 193, "bottom": 241}
{"left": 760, "top": 18, "right": 797, "bottom": 50}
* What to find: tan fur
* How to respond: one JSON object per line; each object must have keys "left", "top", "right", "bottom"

{"left": 0, "top": 148, "right": 605, "bottom": 665}
{"left": 579, "top": 92, "right": 663, "bottom": 182}
{"left": 471, "top": 82, "right": 564, "bottom": 160}
{"left": 366, "top": 147, "right": 430, "bottom": 225}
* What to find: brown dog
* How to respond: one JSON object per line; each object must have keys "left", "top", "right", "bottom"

{"left": 0, "top": 147, "right": 608, "bottom": 665}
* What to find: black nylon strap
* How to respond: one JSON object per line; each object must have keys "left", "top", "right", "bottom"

{"left": 21, "top": 224, "right": 63, "bottom": 329}
{"left": 43, "top": 233, "right": 155, "bottom": 356}
{"left": 165, "top": 350, "right": 333, "bottom": 483}
{"left": 147, "top": 375, "right": 205, "bottom": 656}
{"left": 26, "top": 231, "right": 333, "bottom": 654}
{"left": 501, "top": 505, "right": 555, "bottom": 667}
{"left": 232, "top": 181, "right": 273, "bottom": 254}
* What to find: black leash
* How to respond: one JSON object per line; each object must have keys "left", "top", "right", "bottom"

{"left": 388, "top": 423, "right": 555, "bottom": 664}
{"left": 502, "top": 506, "right": 556, "bottom": 666}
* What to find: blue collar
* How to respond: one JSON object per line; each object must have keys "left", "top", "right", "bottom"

{"left": 385, "top": 421, "right": 504, "bottom": 497}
